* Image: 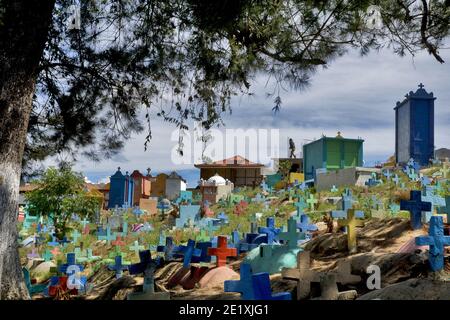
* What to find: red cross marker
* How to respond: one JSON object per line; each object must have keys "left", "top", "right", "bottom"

{"left": 207, "top": 236, "right": 237, "bottom": 267}
{"left": 112, "top": 236, "right": 126, "bottom": 247}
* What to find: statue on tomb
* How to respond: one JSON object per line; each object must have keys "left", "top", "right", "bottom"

{"left": 289, "top": 138, "right": 296, "bottom": 158}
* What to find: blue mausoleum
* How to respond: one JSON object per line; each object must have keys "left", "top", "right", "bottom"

{"left": 395, "top": 83, "right": 435, "bottom": 166}
{"left": 108, "top": 167, "right": 134, "bottom": 209}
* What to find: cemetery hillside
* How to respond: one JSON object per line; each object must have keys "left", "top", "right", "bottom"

{"left": 1, "top": 0, "right": 450, "bottom": 309}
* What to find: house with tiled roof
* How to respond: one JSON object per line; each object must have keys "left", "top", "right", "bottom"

{"left": 194, "top": 155, "right": 264, "bottom": 187}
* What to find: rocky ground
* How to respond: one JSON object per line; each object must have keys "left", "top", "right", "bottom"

{"left": 29, "top": 218, "right": 450, "bottom": 300}
{"left": 32, "top": 216, "right": 448, "bottom": 300}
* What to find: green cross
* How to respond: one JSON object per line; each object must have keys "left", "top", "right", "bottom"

{"left": 129, "top": 240, "right": 145, "bottom": 257}
{"left": 278, "top": 217, "right": 305, "bottom": 249}
{"left": 306, "top": 194, "right": 318, "bottom": 210}
{"left": 86, "top": 248, "right": 101, "bottom": 261}
{"left": 196, "top": 230, "right": 210, "bottom": 242}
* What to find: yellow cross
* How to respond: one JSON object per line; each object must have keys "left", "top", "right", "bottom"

{"left": 337, "top": 209, "right": 365, "bottom": 253}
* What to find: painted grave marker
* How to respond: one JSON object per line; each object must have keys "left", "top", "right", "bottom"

{"left": 400, "top": 190, "right": 432, "bottom": 230}
{"left": 416, "top": 216, "right": 450, "bottom": 271}
{"left": 207, "top": 236, "right": 237, "bottom": 267}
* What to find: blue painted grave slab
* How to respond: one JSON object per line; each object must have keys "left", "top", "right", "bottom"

{"left": 243, "top": 244, "right": 302, "bottom": 275}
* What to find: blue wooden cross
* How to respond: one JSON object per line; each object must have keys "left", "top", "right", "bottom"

{"left": 421, "top": 176, "right": 431, "bottom": 187}
{"left": 383, "top": 170, "right": 392, "bottom": 180}
{"left": 132, "top": 206, "right": 144, "bottom": 216}
{"left": 437, "top": 196, "right": 450, "bottom": 223}
{"left": 58, "top": 253, "right": 84, "bottom": 275}
{"left": 252, "top": 272, "right": 291, "bottom": 300}
{"left": 294, "top": 198, "right": 308, "bottom": 215}
{"left": 400, "top": 190, "right": 432, "bottom": 230}
{"left": 175, "top": 239, "right": 202, "bottom": 268}
{"left": 297, "top": 214, "right": 318, "bottom": 235}
{"left": 340, "top": 194, "right": 354, "bottom": 211}
{"left": 299, "top": 182, "right": 308, "bottom": 192}
{"left": 128, "top": 250, "right": 153, "bottom": 272}
{"left": 191, "top": 241, "right": 213, "bottom": 263}
{"left": 258, "top": 217, "right": 281, "bottom": 244}
{"left": 422, "top": 193, "right": 446, "bottom": 222}
{"left": 260, "top": 181, "right": 269, "bottom": 193}
{"left": 392, "top": 174, "right": 400, "bottom": 185}
{"left": 108, "top": 255, "right": 128, "bottom": 278}
{"left": 217, "top": 212, "right": 229, "bottom": 224}
{"left": 240, "top": 223, "right": 260, "bottom": 252}
{"left": 407, "top": 168, "right": 418, "bottom": 181}
{"left": 58, "top": 236, "right": 71, "bottom": 247}
{"left": 365, "top": 177, "right": 379, "bottom": 187}
{"left": 157, "top": 236, "right": 179, "bottom": 261}
{"left": 224, "top": 263, "right": 255, "bottom": 299}
{"left": 278, "top": 217, "right": 304, "bottom": 248}
{"left": 415, "top": 216, "right": 450, "bottom": 271}
{"left": 228, "top": 230, "right": 242, "bottom": 254}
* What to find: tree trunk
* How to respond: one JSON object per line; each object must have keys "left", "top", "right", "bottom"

{"left": 0, "top": 0, "right": 55, "bottom": 299}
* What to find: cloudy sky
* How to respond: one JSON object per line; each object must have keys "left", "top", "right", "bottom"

{"left": 72, "top": 45, "right": 450, "bottom": 187}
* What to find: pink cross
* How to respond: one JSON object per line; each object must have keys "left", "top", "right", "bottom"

{"left": 50, "top": 247, "right": 60, "bottom": 258}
